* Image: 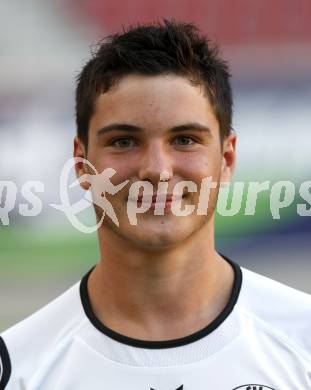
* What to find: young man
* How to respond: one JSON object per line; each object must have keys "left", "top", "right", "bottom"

{"left": 0, "top": 20, "right": 310, "bottom": 390}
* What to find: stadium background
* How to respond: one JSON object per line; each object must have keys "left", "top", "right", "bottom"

{"left": 0, "top": 0, "right": 310, "bottom": 331}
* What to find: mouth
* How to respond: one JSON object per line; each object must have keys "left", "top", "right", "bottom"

{"left": 128, "top": 193, "right": 187, "bottom": 210}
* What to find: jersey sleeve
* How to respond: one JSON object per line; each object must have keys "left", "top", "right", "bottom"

{"left": 0, "top": 336, "right": 12, "bottom": 389}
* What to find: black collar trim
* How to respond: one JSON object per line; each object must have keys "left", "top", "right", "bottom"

{"left": 0, "top": 336, "right": 12, "bottom": 388}
{"left": 79, "top": 254, "right": 242, "bottom": 349}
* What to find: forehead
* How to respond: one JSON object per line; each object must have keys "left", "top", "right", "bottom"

{"left": 90, "top": 74, "right": 219, "bottom": 132}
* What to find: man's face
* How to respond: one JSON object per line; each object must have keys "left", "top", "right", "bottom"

{"left": 75, "top": 74, "right": 236, "bottom": 250}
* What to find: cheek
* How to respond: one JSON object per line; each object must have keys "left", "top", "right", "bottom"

{"left": 178, "top": 153, "right": 222, "bottom": 184}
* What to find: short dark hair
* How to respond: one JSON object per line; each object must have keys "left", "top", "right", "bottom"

{"left": 75, "top": 20, "right": 233, "bottom": 148}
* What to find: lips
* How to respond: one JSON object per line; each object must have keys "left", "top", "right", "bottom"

{"left": 137, "top": 194, "right": 182, "bottom": 203}
{"left": 137, "top": 194, "right": 184, "bottom": 203}
{"left": 127, "top": 193, "right": 186, "bottom": 206}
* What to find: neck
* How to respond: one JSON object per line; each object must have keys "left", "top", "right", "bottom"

{"left": 88, "top": 223, "right": 234, "bottom": 341}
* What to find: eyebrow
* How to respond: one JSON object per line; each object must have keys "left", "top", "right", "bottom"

{"left": 96, "top": 122, "right": 212, "bottom": 137}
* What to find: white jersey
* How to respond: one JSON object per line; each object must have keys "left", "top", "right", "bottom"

{"left": 1, "top": 256, "right": 311, "bottom": 390}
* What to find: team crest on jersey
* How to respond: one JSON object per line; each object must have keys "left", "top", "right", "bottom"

{"left": 232, "top": 385, "right": 276, "bottom": 390}
{"left": 150, "top": 386, "right": 183, "bottom": 390}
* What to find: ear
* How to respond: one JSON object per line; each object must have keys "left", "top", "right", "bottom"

{"left": 220, "top": 131, "right": 237, "bottom": 183}
{"left": 73, "top": 136, "right": 90, "bottom": 190}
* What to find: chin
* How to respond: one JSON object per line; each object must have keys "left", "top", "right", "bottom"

{"left": 125, "top": 218, "right": 198, "bottom": 250}
{"left": 131, "top": 232, "right": 184, "bottom": 251}
{"left": 98, "top": 205, "right": 211, "bottom": 250}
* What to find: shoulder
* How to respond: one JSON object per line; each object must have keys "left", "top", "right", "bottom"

{"left": 238, "top": 265, "right": 311, "bottom": 357}
{"left": 0, "top": 281, "right": 85, "bottom": 388}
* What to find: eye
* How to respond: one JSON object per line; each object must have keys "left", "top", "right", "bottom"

{"left": 110, "top": 137, "right": 137, "bottom": 148}
{"left": 172, "top": 136, "right": 196, "bottom": 146}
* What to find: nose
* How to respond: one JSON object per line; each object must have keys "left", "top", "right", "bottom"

{"left": 138, "top": 141, "right": 173, "bottom": 184}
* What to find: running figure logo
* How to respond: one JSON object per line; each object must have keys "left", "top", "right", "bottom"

{"left": 51, "top": 157, "right": 129, "bottom": 233}
{"left": 77, "top": 167, "right": 128, "bottom": 226}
